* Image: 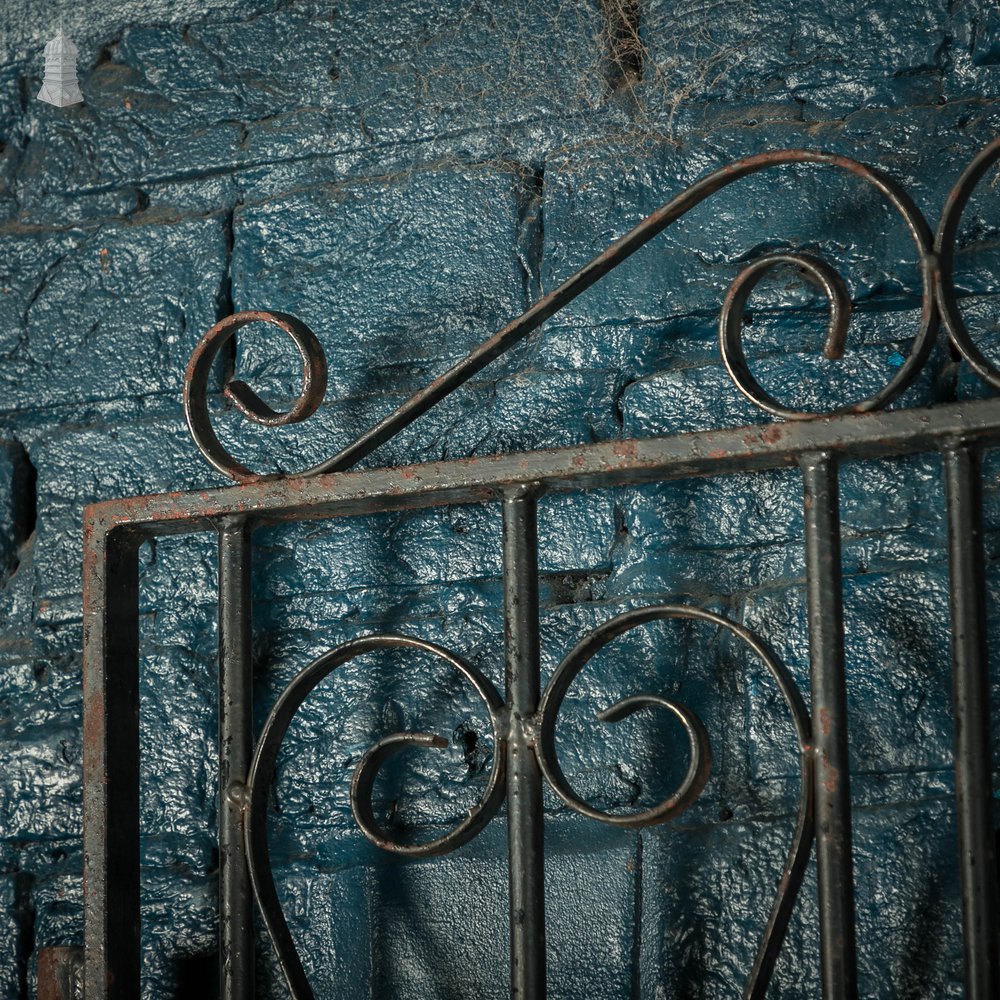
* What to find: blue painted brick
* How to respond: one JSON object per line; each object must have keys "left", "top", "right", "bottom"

{"left": 258, "top": 863, "right": 372, "bottom": 996}
{"left": 0, "top": 732, "right": 80, "bottom": 842}
{"left": 0, "top": 217, "right": 227, "bottom": 414}
{"left": 0, "top": 0, "right": 998, "bottom": 991}
{"left": 231, "top": 166, "right": 528, "bottom": 402}
{"left": 743, "top": 567, "right": 955, "bottom": 781}
{"left": 0, "top": 877, "right": 20, "bottom": 1000}
{"left": 640, "top": 0, "right": 951, "bottom": 117}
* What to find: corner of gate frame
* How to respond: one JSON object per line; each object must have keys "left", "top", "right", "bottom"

{"left": 71, "top": 134, "right": 1000, "bottom": 1000}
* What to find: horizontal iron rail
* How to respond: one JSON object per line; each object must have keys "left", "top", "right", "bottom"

{"left": 81, "top": 137, "right": 1000, "bottom": 999}
{"left": 82, "top": 395, "right": 1000, "bottom": 998}
{"left": 86, "top": 396, "right": 1000, "bottom": 537}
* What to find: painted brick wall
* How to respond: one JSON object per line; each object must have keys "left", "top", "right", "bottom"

{"left": 1, "top": 1, "right": 999, "bottom": 996}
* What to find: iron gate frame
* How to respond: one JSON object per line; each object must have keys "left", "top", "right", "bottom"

{"left": 76, "top": 138, "right": 1000, "bottom": 999}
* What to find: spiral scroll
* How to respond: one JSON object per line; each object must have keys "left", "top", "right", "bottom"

{"left": 935, "top": 135, "right": 1000, "bottom": 388}
{"left": 183, "top": 146, "right": 960, "bottom": 482}
{"left": 183, "top": 310, "right": 329, "bottom": 482}
{"left": 537, "top": 605, "right": 813, "bottom": 1000}
{"left": 244, "top": 634, "right": 506, "bottom": 999}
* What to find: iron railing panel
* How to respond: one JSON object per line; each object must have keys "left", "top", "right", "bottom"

{"left": 75, "top": 138, "right": 1000, "bottom": 1000}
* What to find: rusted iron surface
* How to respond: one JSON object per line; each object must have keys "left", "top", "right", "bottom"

{"left": 184, "top": 310, "right": 328, "bottom": 483}
{"left": 85, "top": 395, "right": 1000, "bottom": 537}
{"left": 37, "top": 946, "right": 83, "bottom": 1000}
{"left": 82, "top": 139, "right": 1000, "bottom": 1000}
{"left": 82, "top": 527, "right": 141, "bottom": 998}
{"left": 181, "top": 148, "right": 942, "bottom": 484}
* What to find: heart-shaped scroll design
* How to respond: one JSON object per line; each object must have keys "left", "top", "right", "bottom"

{"left": 245, "top": 606, "right": 812, "bottom": 1000}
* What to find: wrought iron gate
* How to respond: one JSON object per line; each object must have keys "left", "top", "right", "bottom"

{"left": 73, "top": 139, "right": 1000, "bottom": 999}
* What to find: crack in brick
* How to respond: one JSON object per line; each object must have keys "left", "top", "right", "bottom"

{"left": 513, "top": 162, "right": 545, "bottom": 309}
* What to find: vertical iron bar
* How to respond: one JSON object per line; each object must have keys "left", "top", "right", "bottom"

{"left": 502, "top": 486, "right": 547, "bottom": 999}
{"left": 799, "top": 451, "right": 858, "bottom": 1000}
{"left": 942, "top": 442, "right": 1000, "bottom": 999}
{"left": 82, "top": 525, "right": 141, "bottom": 999}
{"left": 218, "top": 520, "right": 255, "bottom": 998}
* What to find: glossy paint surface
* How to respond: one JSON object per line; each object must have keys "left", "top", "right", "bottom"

{"left": 1, "top": 1, "right": 1000, "bottom": 996}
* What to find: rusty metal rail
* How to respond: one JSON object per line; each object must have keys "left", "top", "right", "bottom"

{"left": 76, "top": 138, "right": 1000, "bottom": 999}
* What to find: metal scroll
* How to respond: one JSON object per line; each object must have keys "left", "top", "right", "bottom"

{"left": 79, "top": 137, "right": 1000, "bottom": 1000}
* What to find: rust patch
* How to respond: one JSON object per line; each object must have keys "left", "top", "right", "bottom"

{"left": 38, "top": 946, "right": 83, "bottom": 1000}
{"left": 819, "top": 707, "right": 831, "bottom": 736}
{"left": 819, "top": 750, "right": 839, "bottom": 793}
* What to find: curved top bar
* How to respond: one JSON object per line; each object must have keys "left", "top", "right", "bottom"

{"left": 935, "top": 135, "right": 1000, "bottom": 389}
{"left": 315, "top": 150, "right": 935, "bottom": 475}
{"left": 185, "top": 148, "right": 940, "bottom": 482}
